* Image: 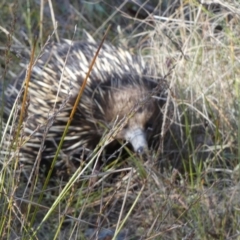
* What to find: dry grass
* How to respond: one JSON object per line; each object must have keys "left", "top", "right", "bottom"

{"left": 0, "top": 0, "right": 240, "bottom": 239}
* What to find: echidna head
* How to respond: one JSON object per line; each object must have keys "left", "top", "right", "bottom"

{"left": 102, "top": 83, "right": 159, "bottom": 154}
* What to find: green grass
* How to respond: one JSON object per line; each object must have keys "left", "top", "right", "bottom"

{"left": 0, "top": 0, "right": 240, "bottom": 239}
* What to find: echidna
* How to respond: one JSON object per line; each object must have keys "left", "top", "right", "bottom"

{"left": 4, "top": 36, "right": 167, "bottom": 174}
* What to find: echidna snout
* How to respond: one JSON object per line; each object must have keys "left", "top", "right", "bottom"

{"left": 125, "top": 128, "right": 147, "bottom": 154}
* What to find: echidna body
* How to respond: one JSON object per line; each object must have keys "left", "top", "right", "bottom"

{"left": 6, "top": 38, "right": 166, "bottom": 170}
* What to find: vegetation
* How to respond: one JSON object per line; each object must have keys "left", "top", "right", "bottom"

{"left": 0, "top": 0, "right": 240, "bottom": 239}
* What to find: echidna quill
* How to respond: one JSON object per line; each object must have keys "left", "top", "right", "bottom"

{"left": 3, "top": 36, "right": 167, "bottom": 173}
